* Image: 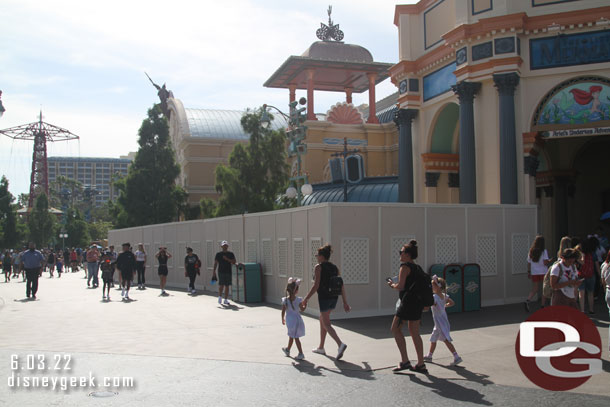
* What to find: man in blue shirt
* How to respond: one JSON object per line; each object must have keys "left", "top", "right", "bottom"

{"left": 20, "top": 242, "right": 45, "bottom": 299}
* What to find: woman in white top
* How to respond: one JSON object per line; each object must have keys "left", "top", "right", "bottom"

{"left": 550, "top": 248, "right": 582, "bottom": 309}
{"left": 134, "top": 244, "right": 147, "bottom": 290}
{"left": 525, "top": 235, "right": 551, "bottom": 312}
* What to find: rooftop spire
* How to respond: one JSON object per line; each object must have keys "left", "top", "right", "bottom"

{"left": 316, "top": 5, "right": 344, "bottom": 42}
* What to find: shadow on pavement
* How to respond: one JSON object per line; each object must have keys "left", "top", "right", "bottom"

{"left": 332, "top": 302, "right": 610, "bottom": 339}
{"left": 291, "top": 359, "right": 324, "bottom": 376}
{"left": 433, "top": 364, "right": 494, "bottom": 386}
{"left": 405, "top": 372, "right": 493, "bottom": 405}
{"left": 324, "top": 360, "right": 375, "bottom": 380}
{"left": 219, "top": 304, "right": 244, "bottom": 311}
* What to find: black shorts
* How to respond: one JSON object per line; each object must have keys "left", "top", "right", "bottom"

{"left": 396, "top": 302, "right": 424, "bottom": 322}
{"left": 121, "top": 269, "right": 134, "bottom": 281}
{"left": 318, "top": 297, "right": 338, "bottom": 312}
{"left": 218, "top": 270, "right": 231, "bottom": 286}
{"left": 158, "top": 265, "right": 168, "bottom": 276}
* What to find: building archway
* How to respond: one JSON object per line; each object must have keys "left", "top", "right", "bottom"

{"left": 533, "top": 76, "right": 610, "bottom": 248}
{"left": 424, "top": 102, "right": 459, "bottom": 203}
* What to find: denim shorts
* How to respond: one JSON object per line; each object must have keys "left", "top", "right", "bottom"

{"left": 318, "top": 297, "right": 338, "bottom": 312}
{"left": 578, "top": 276, "right": 596, "bottom": 292}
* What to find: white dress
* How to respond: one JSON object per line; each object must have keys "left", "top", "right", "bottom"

{"left": 430, "top": 293, "right": 452, "bottom": 342}
{"left": 282, "top": 296, "right": 305, "bottom": 339}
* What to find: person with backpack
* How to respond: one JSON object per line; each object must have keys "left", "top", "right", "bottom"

{"left": 387, "top": 240, "right": 431, "bottom": 373}
{"left": 577, "top": 236, "right": 599, "bottom": 314}
{"left": 302, "top": 244, "right": 350, "bottom": 360}
{"left": 550, "top": 248, "right": 582, "bottom": 308}
{"left": 184, "top": 247, "right": 201, "bottom": 295}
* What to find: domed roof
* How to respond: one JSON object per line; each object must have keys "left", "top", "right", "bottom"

{"left": 302, "top": 41, "right": 373, "bottom": 63}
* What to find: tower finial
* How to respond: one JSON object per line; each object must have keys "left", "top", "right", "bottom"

{"left": 316, "top": 5, "right": 344, "bottom": 42}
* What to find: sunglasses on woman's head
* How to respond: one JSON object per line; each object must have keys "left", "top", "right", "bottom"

{"left": 399, "top": 250, "right": 406, "bottom": 255}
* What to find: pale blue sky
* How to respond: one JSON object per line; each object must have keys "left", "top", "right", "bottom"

{"left": 0, "top": 0, "right": 416, "bottom": 196}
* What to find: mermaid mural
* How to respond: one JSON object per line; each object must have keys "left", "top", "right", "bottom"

{"left": 538, "top": 82, "right": 610, "bottom": 125}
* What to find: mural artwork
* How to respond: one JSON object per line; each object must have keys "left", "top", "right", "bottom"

{"left": 538, "top": 82, "right": 610, "bottom": 125}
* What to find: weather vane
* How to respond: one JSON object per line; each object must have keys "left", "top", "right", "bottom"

{"left": 316, "top": 5, "right": 344, "bottom": 42}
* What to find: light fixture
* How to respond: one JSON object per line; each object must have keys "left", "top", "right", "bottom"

{"left": 260, "top": 104, "right": 271, "bottom": 129}
{"left": 286, "top": 187, "right": 297, "bottom": 199}
{"left": 301, "top": 183, "right": 313, "bottom": 196}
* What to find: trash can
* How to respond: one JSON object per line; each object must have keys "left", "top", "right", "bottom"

{"left": 428, "top": 264, "right": 445, "bottom": 277}
{"left": 231, "top": 263, "right": 263, "bottom": 303}
{"left": 443, "top": 264, "right": 463, "bottom": 313}
{"left": 462, "top": 263, "right": 481, "bottom": 312}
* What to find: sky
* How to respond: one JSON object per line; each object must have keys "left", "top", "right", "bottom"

{"left": 0, "top": 0, "right": 416, "bottom": 196}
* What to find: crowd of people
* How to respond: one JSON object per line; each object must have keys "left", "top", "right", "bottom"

{"left": 3, "top": 231, "right": 609, "bottom": 369}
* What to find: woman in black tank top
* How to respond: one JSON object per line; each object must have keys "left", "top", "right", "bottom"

{"left": 302, "top": 245, "right": 351, "bottom": 360}
{"left": 156, "top": 247, "right": 172, "bottom": 295}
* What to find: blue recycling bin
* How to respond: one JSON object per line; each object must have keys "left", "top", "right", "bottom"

{"left": 462, "top": 263, "right": 481, "bottom": 311}
{"left": 443, "top": 264, "right": 463, "bottom": 313}
{"left": 231, "top": 263, "right": 263, "bottom": 303}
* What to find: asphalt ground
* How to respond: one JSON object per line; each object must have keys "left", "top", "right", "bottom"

{"left": 0, "top": 269, "right": 609, "bottom": 406}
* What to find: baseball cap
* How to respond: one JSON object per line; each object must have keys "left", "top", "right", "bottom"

{"left": 221, "top": 240, "right": 228, "bottom": 246}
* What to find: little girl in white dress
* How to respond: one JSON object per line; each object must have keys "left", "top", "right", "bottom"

{"left": 281, "top": 277, "right": 306, "bottom": 360}
{"left": 424, "top": 275, "right": 462, "bottom": 366}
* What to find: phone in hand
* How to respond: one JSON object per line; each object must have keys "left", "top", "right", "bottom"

{"left": 386, "top": 277, "right": 393, "bottom": 284}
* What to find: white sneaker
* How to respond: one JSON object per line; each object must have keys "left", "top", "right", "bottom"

{"left": 312, "top": 348, "right": 326, "bottom": 355}
{"left": 450, "top": 356, "right": 463, "bottom": 366}
{"left": 295, "top": 353, "right": 305, "bottom": 360}
{"left": 102, "top": 295, "right": 106, "bottom": 300}
{"left": 121, "top": 288, "right": 125, "bottom": 297}
{"left": 223, "top": 299, "right": 229, "bottom": 305}
{"left": 107, "top": 295, "right": 110, "bottom": 301}
{"left": 218, "top": 296, "right": 222, "bottom": 304}
{"left": 282, "top": 347, "right": 290, "bottom": 357}
{"left": 423, "top": 355, "right": 433, "bottom": 362}
{"left": 337, "top": 343, "right": 347, "bottom": 360}
{"left": 191, "top": 289, "right": 196, "bottom": 294}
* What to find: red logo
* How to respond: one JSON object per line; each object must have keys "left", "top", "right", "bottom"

{"left": 515, "top": 306, "right": 602, "bottom": 391}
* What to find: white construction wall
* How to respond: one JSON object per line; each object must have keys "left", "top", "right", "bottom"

{"left": 108, "top": 203, "right": 537, "bottom": 318}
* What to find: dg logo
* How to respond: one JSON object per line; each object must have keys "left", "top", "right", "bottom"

{"left": 515, "top": 306, "right": 602, "bottom": 391}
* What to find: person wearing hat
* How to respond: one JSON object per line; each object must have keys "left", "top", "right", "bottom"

{"left": 116, "top": 243, "right": 136, "bottom": 300}
{"left": 213, "top": 241, "right": 236, "bottom": 305}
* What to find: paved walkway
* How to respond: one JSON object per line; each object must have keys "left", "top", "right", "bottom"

{"left": 0, "top": 270, "right": 609, "bottom": 406}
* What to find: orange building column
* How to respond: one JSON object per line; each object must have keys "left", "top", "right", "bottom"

{"left": 345, "top": 87, "right": 353, "bottom": 104}
{"left": 366, "top": 73, "right": 379, "bottom": 124}
{"left": 288, "top": 84, "right": 296, "bottom": 104}
{"left": 306, "top": 69, "right": 317, "bottom": 120}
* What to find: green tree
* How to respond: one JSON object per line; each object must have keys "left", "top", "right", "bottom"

{"left": 28, "top": 194, "right": 56, "bottom": 248}
{"left": 113, "top": 104, "right": 187, "bottom": 227}
{"left": 64, "top": 207, "right": 90, "bottom": 248}
{"left": 49, "top": 176, "right": 83, "bottom": 210}
{"left": 214, "top": 108, "right": 289, "bottom": 216}
{"left": 0, "top": 176, "right": 19, "bottom": 249}
{"left": 88, "top": 220, "right": 113, "bottom": 242}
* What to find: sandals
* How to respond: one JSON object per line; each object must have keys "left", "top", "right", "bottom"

{"left": 411, "top": 363, "right": 428, "bottom": 374}
{"left": 392, "top": 361, "right": 412, "bottom": 372}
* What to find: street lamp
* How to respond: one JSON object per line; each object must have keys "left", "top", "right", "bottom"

{"left": 261, "top": 98, "right": 313, "bottom": 205}
{"left": 59, "top": 232, "right": 68, "bottom": 251}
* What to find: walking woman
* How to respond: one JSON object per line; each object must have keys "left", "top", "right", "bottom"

{"left": 550, "top": 248, "right": 582, "bottom": 308}
{"left": 525, "top": 235, "right": 551, "bottom": 311}
{"left": 135, "top": 243, "right": 147, "bottom": 290}
{"left": 387, "top": 240, "right": 427, "bottom": 373}
{"left": 302, "top": 244, "right": 350, "bottom": 360}
{"left": 156, "top": 247, "right": 172, "bottom": 295}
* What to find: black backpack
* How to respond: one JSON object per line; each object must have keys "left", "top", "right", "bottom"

{"left": 322, "top": 262, "right": 344, "bottom": 296}
{"left": 406, "top": 263, "right": 434, "bottom": 307}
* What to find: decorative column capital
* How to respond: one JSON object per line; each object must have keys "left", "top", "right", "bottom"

{"left": 524, "top": 155, "right": 540, "bottom": 177}
{"left": 366, "top": 72, "right": 377, "bottom": 83}
{"left": 493, "top": 73, "right": 520, "bottom": 96}
{"left": 451, "top": 81, "right": 481, "bottom": 103}
{"left": 425, "top": 172, "right": 440, "bottom": 187}
{"left": 448, "top": 173, "right": 460, "bottom": 188}
{"left": 393, "top": 108, "right": 418, "bottom": 128}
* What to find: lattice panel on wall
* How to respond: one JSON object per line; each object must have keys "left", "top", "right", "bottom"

{"left": 246, "top": 240, "right": 257, "bottom": 263}
{"left": 278, "top": 239, "right": 288, "bottom": 277}
{"left": 435, "top": 235, "right": 459, "bottom": 264}
{"left": 476, "top": 234, "right": 497, "bottom": 276}
{"left": 206, "top": 241, "right": 214, "bottom": 268}
{"left": 341, "top": 238, "right": 369, "bottom": 284}
{"left": 231, "top": 240, "right": 241, "bottom": 262}
{"left": 292, "top": 238, "right": 304, "bottom": 278}
{"left": 310, "top": 238, "right": 322, "bottom": 278}
{"left": 262, "top": 239, "right": 272, "bottom": 276}
{"left": 177, "top": 242, "right": 186, "bottom": 268}
{"left": 391, "top": 236, "right": 416, "bottom": 276}
{"left": 512, "top": 233, "right": 530, "bottom": 275}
